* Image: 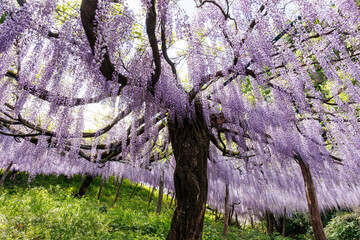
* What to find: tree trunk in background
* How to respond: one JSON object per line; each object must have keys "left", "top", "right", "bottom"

{"left": 74, "top": 175, "right": 94, "bottom": 198}
{"left": 297, "top": 156, "right": 326, "bottom": 240}
{"left": 229, "top": 204, "right": 235, "bottom": 225}
{"left": 224, "top": 184, "right": 230, "bottom": 235}
{"left": 113, "top": 176, "right": 124, "bottom": 206}
{"left": 265, "top": 211, "right": 275, "bottom": 235}
{"left": 67, "top": 176, "right": 72, "bottom": 188}
{"left": 242, "top": 219, "right": 247, "bottom": 230}
{"left": 26, "top": 173, "right": 34, "bottom": 189}
{"left": 282, "top": 208, "right": 286, "bottom": 237}
{"left": 166, "top": 102, "right": 209, "bottom": 240}
{"left": 156, "top": 171, "right": 164, "bottom": 215}
{"left": 0, "top": 162, "right": 13, "bottom": 188}
{"left": 250, "top": 215, "right": 254, "bottom": 228}
{"left": 129, "top": 182, "right": 139, "bottom": 200}
{"left": 97, "top": 176, "right": 105, "bottom": 200}
{"left": 215, "top": 209, "right": 220, "bottom": 221}
{"left": 169, "top": 193, "right": 175, "bottom": 208}
{"left": 235, "top": 214, "right": 239, "bottom": 227}
{"left": 10, "top": 170, "right": 17, "bottom": 187}
{"left": 148, "top": 185, "right": 156, "bottom": 206}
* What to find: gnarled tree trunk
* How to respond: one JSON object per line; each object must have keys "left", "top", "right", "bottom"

{"left": 167, "top": 102, "right": 209, "bottom": 240}
{"left": 297, "top": 156, "right": 326, "bottom": 240}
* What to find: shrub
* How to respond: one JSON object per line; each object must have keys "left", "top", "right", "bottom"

{"left": 325, "top": 212, "right": 360, "bottom": 240}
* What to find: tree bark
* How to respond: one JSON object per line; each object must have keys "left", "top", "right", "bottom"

{"left": 166, "top": 101, "right": 209, "bottom": 240}
{"left": 0, "top": 162, "right": 13, "bottom": 188}
{"left": 74, "top": 175, "right": 94, "bottom": 198}
{"left": 97, "top": 176, "right": 105, "bottom": 200}
{"left": 112, "top": 176, "right": 124, "bottom": 206}
{"left": 297, "top": 156, "right": 326, "bottom": 240}
{"left": 156, "top": 171, "right": 164, "bottom": 215}
{"left": 224, "top": 184, "right": 230, "bottom": 235}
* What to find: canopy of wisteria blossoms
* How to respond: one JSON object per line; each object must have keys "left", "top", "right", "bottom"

{"left": 1, "top": 0, "right": 360, "bottom": 230}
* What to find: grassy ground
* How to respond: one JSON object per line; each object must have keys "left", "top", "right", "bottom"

{"left": 0, "top": 172, "right": 291, "bottom": 239}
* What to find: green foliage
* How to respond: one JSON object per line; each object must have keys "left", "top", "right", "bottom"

{"left": 0, "top": 174, "right": 174, "bottom": 239}
{"left": 202, "top": 220, "right": 291, "bottom": 240}
{"left": 325, "top": 211, "right": 360, "bottom": 240}
{"left": 0, "top": 173, "right": 284, "bottom": 239}
{"left": 0, "top": 13, "right": 6, "bottom": 24}
{"left": 284, "top": 212, "right": 311, "bottom": 238}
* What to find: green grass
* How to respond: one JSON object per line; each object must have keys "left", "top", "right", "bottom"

{"left": 0, "top": 173, "right": 290, "bottom": 239}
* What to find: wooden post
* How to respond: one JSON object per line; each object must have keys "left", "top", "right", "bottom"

{"left": 282, "top": 208, "right": 286, "bottom": 237}
{"left": 156, "top": 171, "right": 164, "bottom": 215}
{"left": 66, "top": 176, "right": 72, "bottom": 188}
{"left": 223, "top": 184, "right": 230, "bottom": 235}
{"left": 148, "top": 185, "right": 156, "bottom": 206}
{"left": 112, "top": 176, "right": 124, "bottom": 206}
{"left": 169, "top": 193, "right": 175, "bottom": 208}
{"left": 265, "top": 211, "right": 275, "bottom": 235}
{"left": 215, "top": 210, "right": 221, "bottom": 221}
{"left": 10, "top": 170, "right": 17, "bottom": 187}
{"left": 129, "top": 182, "right": 139, "bottom": 200}
{"left": 97, "top": 176, "right": 105, "bottom": 200}
{"left": 229, "top": 204, "right": 235, "bottom": 225}
{"left": 26, "top": 173, "right": 34, "bottom": 189}
{"left": 242, "top": 219, "right": 247, "bottom": 230}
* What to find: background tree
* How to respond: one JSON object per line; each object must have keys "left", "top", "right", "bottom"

{"left": 1, "top": 0, "right": 360, "bottom": 239}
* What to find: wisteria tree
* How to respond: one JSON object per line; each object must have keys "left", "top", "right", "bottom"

{"left": 1, "top": 0, "right": 360, "bottom": 239}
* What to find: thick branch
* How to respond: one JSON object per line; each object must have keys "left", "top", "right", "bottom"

{"left": 161, "top": 19, "right": 177, "bottom": 77}
{"left": 80, "top": 0, "right": 128, "bottom": 85}
{"left": 209, "top": 131, "right": 255, "bottom": 159}
{"left": 16, "top": 107, "right": 131, "bottom": 139}
{"left": 5, "top": 71, "right": 116, "bottom": 106}
{"left": 146, "top": 0, "right": 161, "bottom": 93}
